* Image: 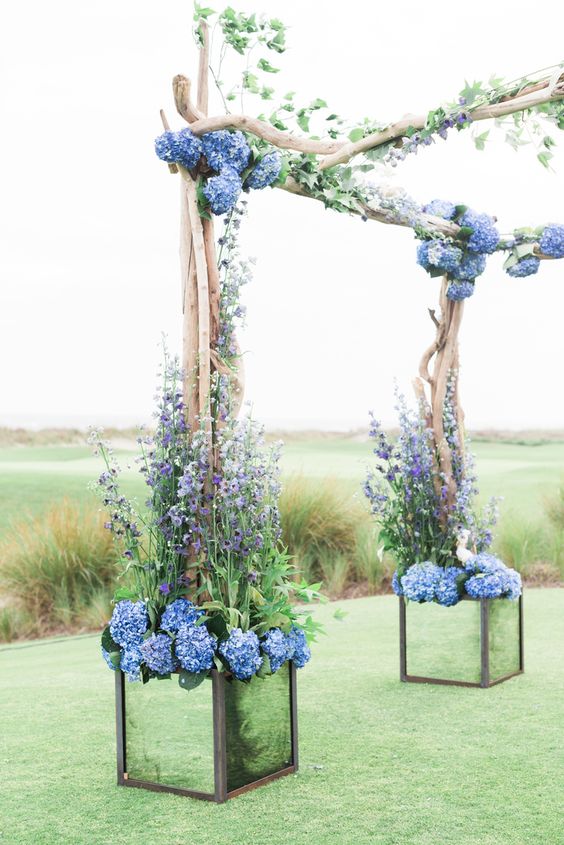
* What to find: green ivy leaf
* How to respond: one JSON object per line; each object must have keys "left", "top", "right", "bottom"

{"left": 257, "top": 58, "right": 280, "bottom": 73}
{"left": 473, "top": 130, "right": 489, "bottom": 151}
{"left": 348, "top": 127, "right": 365, "bottom": 142}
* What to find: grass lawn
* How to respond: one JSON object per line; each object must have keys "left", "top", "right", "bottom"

{"left": 1, "top": 589, "right": 563, "bottom": 845}
{"left": 0, "top": 440, "right": 563, "bottom": 536}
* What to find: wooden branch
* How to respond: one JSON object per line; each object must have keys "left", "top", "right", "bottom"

{"left": 318, "top": 74, "right": 564, "bottom": 170}
{"left": 181, "top": 168, "right": 211, "bottom": 425}
{"left": 210, "top": 343, "right": 245, "bottom": 419}
{"left": 173, "top": 75, "right": 205, "bottom": 123}
{"left": 203, "top": 218, "right": 221, "bottom": 346}
{"left": 179, "top": 181, "right": 199, "bottom": 430}
{"left": 159, "top": 110, "right": 178, "bottom": 174}
{"left": 196, "top": 21, "right": 210, "bottom": 115}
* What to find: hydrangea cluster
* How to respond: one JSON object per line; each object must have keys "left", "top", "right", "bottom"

{"left": 464, "top": 552, "right": 522, "bottom": 600}
{"left": 175, "top": 623, "right": 217, "bottom": 673}
{"left": 459, "top": 209, "right": 500, "bottom": 254}
{"left": 446, "top": 280, "right": 475, "bottom": 301}
{"left": 160, "top": 598, "right": 203, "bottom": 633}
{"left": 202, "top": 130, "right": 251, "bottom": 174}
{"left": 120, "top": 645, "right": 143, "bottom": 682}
{"left": 140, "top": 633, "right": 177, "bottom": 675}
{"left": 202, "top": 167, "right": 243, "bottom": 215}
{"left": 245, "top": 151, "right": 282, "bottom": 189}
{"left": 261, "top": 627, "right": 289, "bottom": 672}
{"left": 506, "top": 256, "right": 540, "bottom": 278}
{"left": 109, "top": 601, "right": 148, "bottom": 647}
{"left": 155, "top": 127, "right": 203, "bottom": 168}
{"left": 219, "top": 628, "right": 263, "bottom": 680}
{"left": 401, "top": 562, "right": 442, "bottom": 603}
{"left": 539, "top": 224, "right": 564, "bottom": 258}
{"left": 286, "top": 626, "right": 311, "bottom": 668}
{"left": 416, "top": 200, "right": 500, "bottom": 291}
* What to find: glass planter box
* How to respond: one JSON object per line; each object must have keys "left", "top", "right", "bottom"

{"left": 399, "top": 594, "right": 523, "bottom": 687}
{"left": 115, "top": 663, "right": 298, "bottom": 802}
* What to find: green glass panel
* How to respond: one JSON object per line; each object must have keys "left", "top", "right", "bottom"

{"left": 405, "top": 599, "right": 482, "bottom": 683}
{"left": 124, "top": 676, "right": 215, "bottom": 794}
{"left": 489, "top": 598, "right": 521, "bottom": 681}
{"left": 225, "top": 662, "right": 292, "bottom": 792}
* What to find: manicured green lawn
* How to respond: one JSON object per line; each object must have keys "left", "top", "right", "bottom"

{"left": 1, "top": 589, "right": 563, "bottom": 845}
{"left": 1, "top": 439, "right": 562, "bottom": 535}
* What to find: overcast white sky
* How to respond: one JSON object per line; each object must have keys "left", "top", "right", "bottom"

{"left": 1, "top": 0, "right": 563, "bottom": 430}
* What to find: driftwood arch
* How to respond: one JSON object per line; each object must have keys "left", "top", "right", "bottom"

{"left": 159, "top": 17, "right": 564, "bottom": 540}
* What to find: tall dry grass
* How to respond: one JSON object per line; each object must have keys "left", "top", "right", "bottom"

{"left": 0, "top": 500, "right": 118, "bottom": 640}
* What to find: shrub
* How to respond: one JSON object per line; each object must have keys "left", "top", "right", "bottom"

{"left": 0, "top": 500, "right": 118, "bottom": 637}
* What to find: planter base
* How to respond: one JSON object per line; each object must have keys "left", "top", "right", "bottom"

{"left": 399, "top": 594, "right": 524, "bottom": 688}
{"left": 115, "top": 662, "right": 298, "bottom": 802}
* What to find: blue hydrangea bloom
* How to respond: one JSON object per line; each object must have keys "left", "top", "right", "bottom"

{"left": 202, "top": 130, "right": 251, "bottom": 174}
{"left": 450, "top": 252, "right": 487, "bottom": 281}
{"left": 175, "top": 623, "right": 217, "bottom": 673}
{"left": 417, "top": 239, "right": 463, "bottom": 275}
{"left": 423, "top": 199, "right": 457, "bottom": 220}
{"left": 219, "top": 628, "right": 263, "bottom": 680}
{"left": 102, "top": 646, "right": 118, "bottom": 671}
{"left": 506, "top": 256, "right": 540, "bottom": 278}
{"left": 261, "top": 628, "right": 290, "bottom": 673}
{"left": 160, "top": 598, "right": 203, "bottom": 633}
{"left": 286, "top": 626, "right": 311, "bottom": 669}
{"left": 539, "top": 224, "right": 564, "bottom": 258}
{"left": 175, "top": 127, "right": 203, "bottom": 169}
{"left": 202, "top": 167, "right": 242, "bottom": 215}
{"left": 121, "top": 645, "right": 142, "bottom": 682}
{"left": 460, "top": 209, "right": 500, "bottom": 254}
{"left": 464, "top": 552, "right": 521, "bottom": 600}
{"left": 140, "top": 633, "right": 176, "bottom": 675}
{"left": 109, "top": 600, "right": 148, "bottom": 647}
{"left": 246, "top": 151, "right": 282, "bottom": 189}
{"left": 465, "top": 572, "right": 505, "bottom": 599}
{"left": 447, "top": 281, "right": 475, "bottom": 301}
{"left": 155, "top": 130, "right": 181, "bottom": 163}
{"left": 401, "top": 562, "right": 442, "bottom": 602}
{"left": 435, "top": 566, "right": 462, "bottom": 606}
{"left": 392, "top": 570, "right": 403, "bottom": 596}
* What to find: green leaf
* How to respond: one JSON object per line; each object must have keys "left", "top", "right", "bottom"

{"left": 109, "top": 651, "right": 121, "bottom": 669}
{"left": 297, "top": 113, "right": 310, "bottom": 133}
{"left": 113, "top": 587, "right": 137, "bottom": 602}
{"left": 348, "top": 127, "right": 365, "bottom": 142}
{"left": 473, "top": 130, "right": 489, "bottom": 151}
{"left": 178, "top": 670, "right": 208, "bottom": 692}
{"left": 257, "top": 58, "right": 280, "bottom": 73}
{"left": 333, "top": 608, "right": 348, "bottom": 622}
{"left": 242, "top": 72, "right": 260, "bottom": 93}
{"left": 101, "top": 625, "right": 120, "bottom": 654}
{"left": 537, "top": 150, "right": 553, "bottom": 169}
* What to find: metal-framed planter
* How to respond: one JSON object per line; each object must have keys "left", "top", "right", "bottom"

{"left": 115, "top": 662, "right": 298, "bottom": 802}
{"left": 399, "top": 593, "right": 524, "bottom": 688}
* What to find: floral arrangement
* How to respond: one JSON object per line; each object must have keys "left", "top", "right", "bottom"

{"left": 364, "top": 381, "right": 522, "bottom": 608}
{"left": 155, "top": 127, "right": 282, "bottom": 216}
{"left": 94, "top": 358, "right": 319, "bottom": 687}
{"left": 416, "top": 201, "right": 564, "bottom": 299}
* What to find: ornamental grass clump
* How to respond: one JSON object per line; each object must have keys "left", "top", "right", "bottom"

{"left": 0, "top": 501, "right": 117, "bottom": 635}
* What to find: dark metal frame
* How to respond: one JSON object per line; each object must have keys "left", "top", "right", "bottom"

{"left": 115, "top": 663, "right": 298, "bottom": 802}
{"left": 399, "top": 593, "right": 524, "bottom": 688}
